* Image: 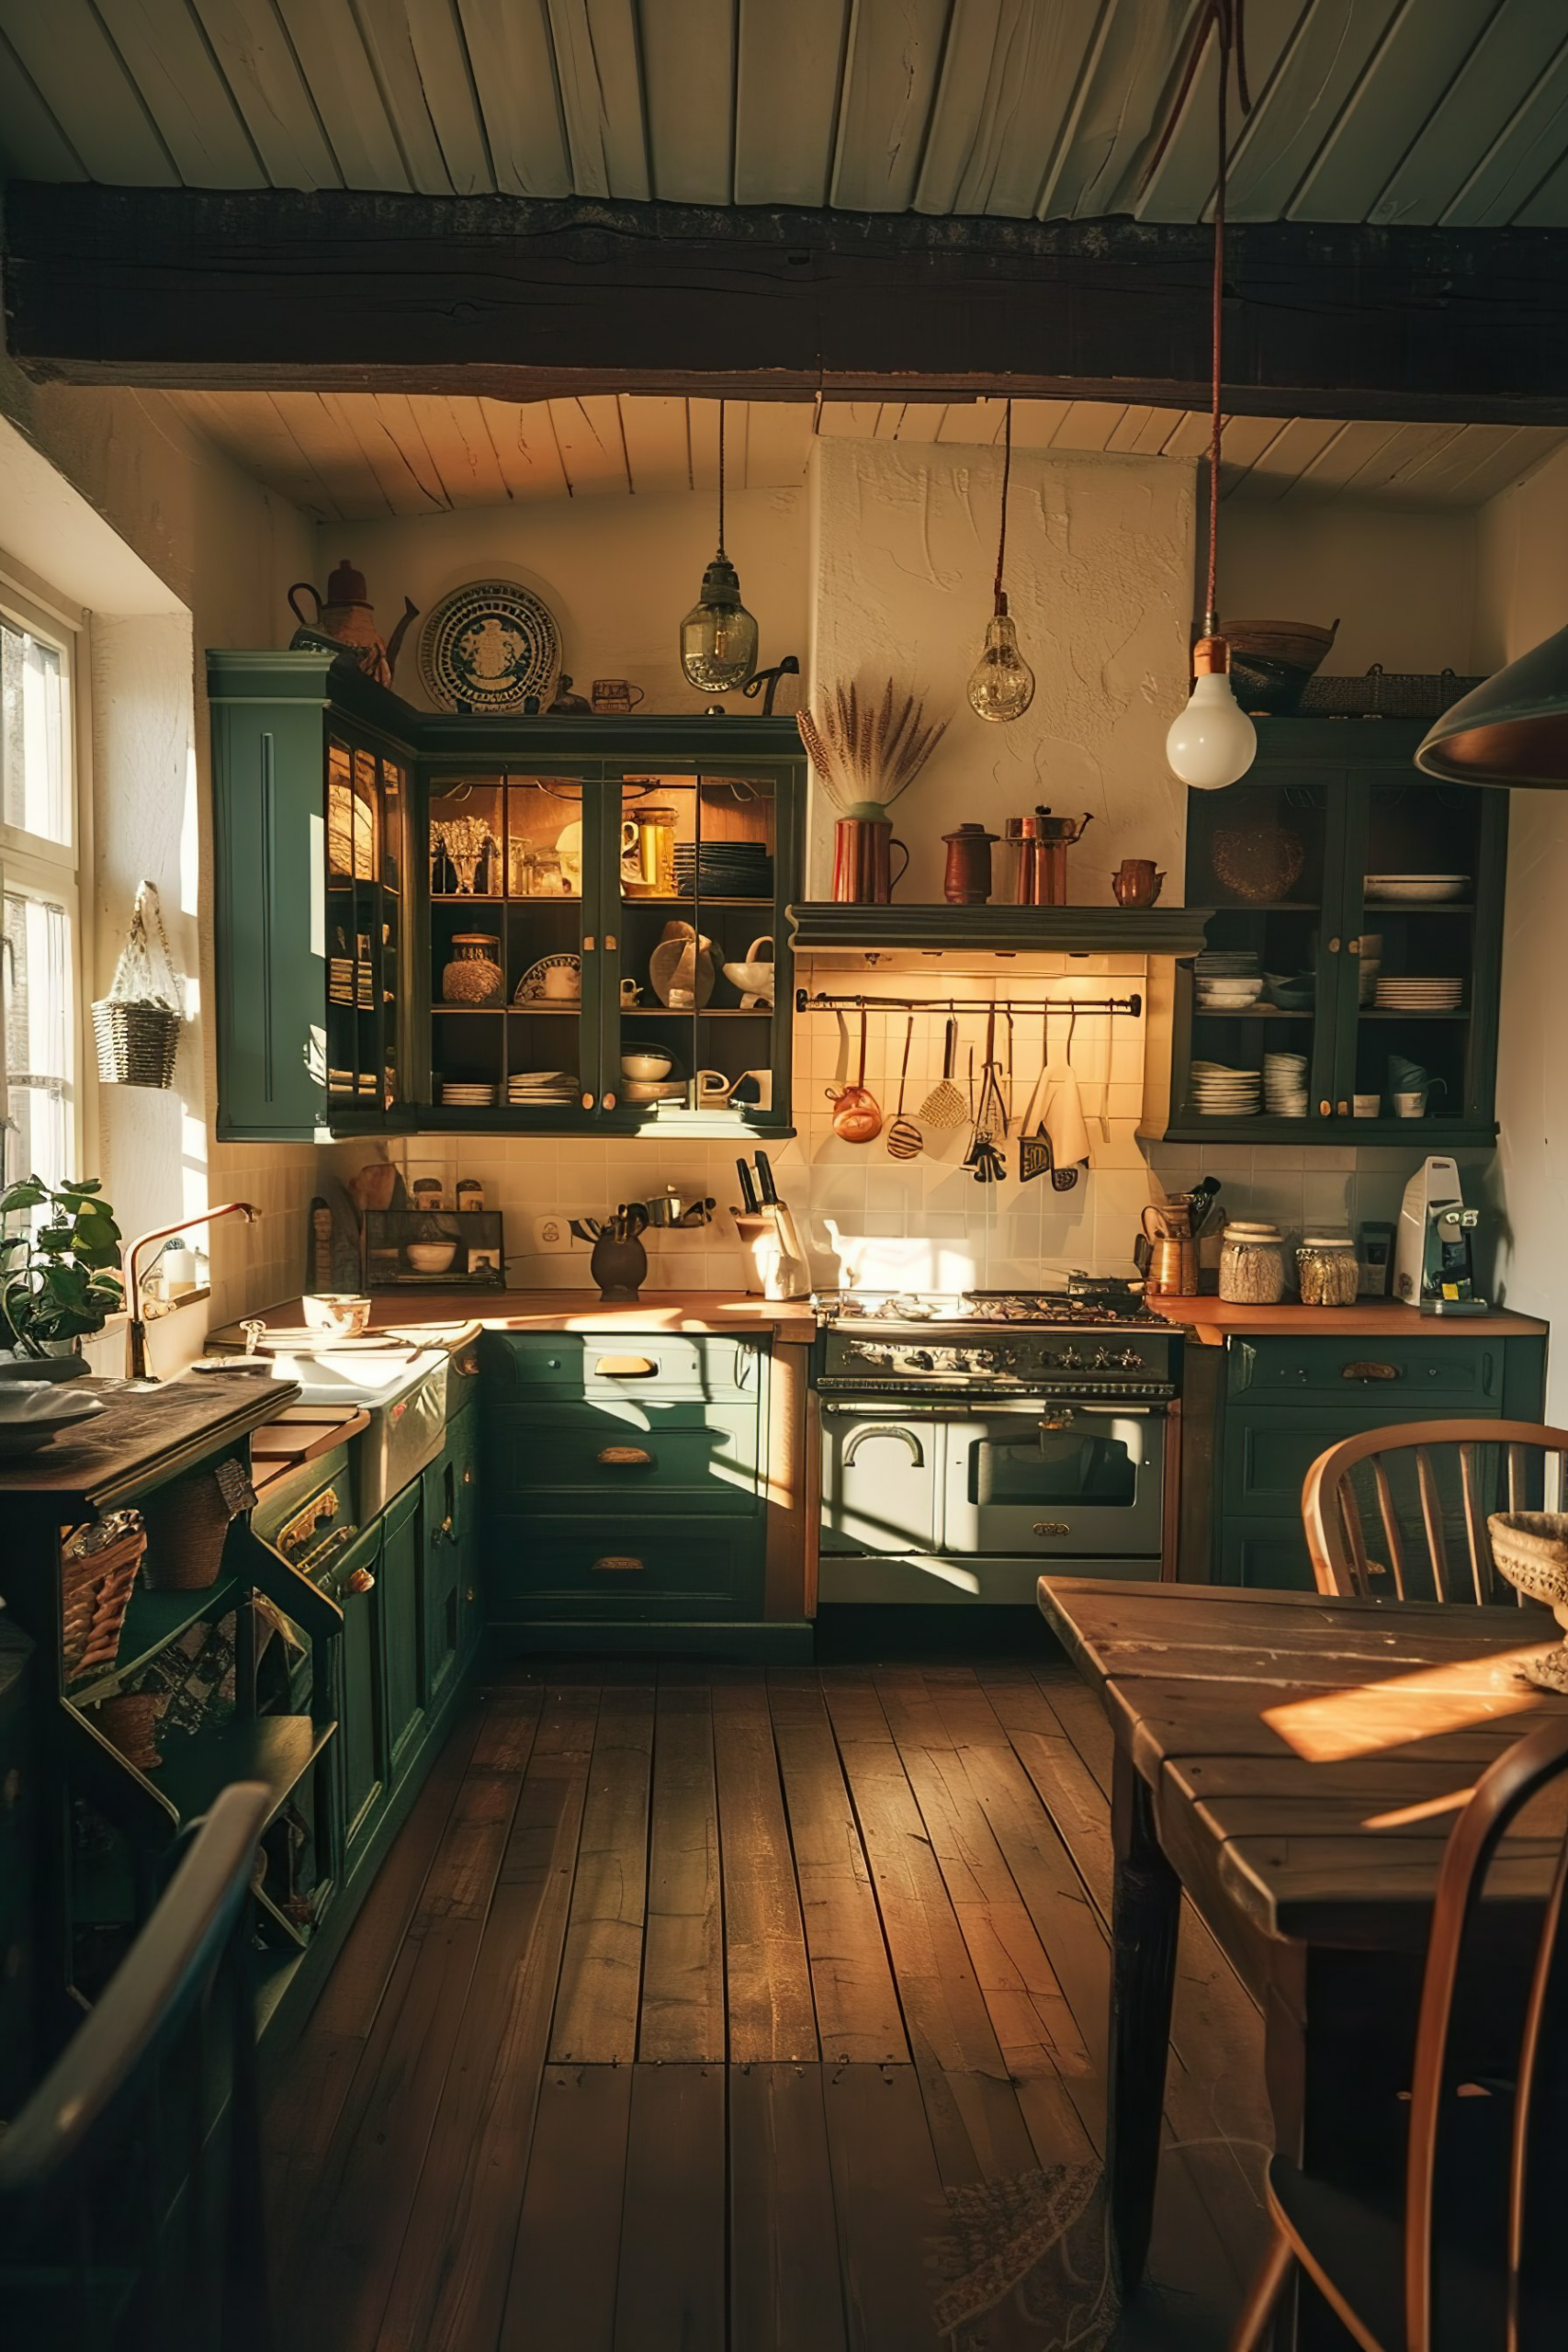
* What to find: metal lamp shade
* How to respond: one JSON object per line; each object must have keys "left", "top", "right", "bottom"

{"left": 1416, "top": 618, "right": 1568, "bottom": 786}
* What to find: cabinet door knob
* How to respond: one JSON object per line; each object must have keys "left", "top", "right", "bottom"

{"left": 581, "top": 1091, "right": 594, "bottom": 1110}
{"left": 1327, "top": 935, "right": 1341, "bottom": 953}
{"left": 345, "top": 1566, "right": 376, "bottom": 1595}
{"left": 1318, "top": 1099, "right": 1331, "bottom": 1117}
{"left": 1336, "top": 1099, "right": 1348, "bottom": 1115}
{"left": 604, "top": 933, "right": 617, "bottom": 951}
{"left": 462, "top": 1467, "right": 474, "bottom": 1485}
{"left": 591, "top": 1555, "right": 645, "bottom": 1573}
{"left": 602, "top": 1091, "right": 617, "bottom": 1110}
{"left": 581, "top": 935, "right": 595, "bottom": 953}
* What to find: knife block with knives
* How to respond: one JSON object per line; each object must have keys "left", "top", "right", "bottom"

{"left": 734, "top": 1153, "right": 810, "bottom": 1299}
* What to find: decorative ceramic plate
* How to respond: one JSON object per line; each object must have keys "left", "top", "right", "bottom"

{"left": 514, "top": 954, "right": 581, "bottom": 1004}
{"left": 419, "top": 580, "right": 560, "bottom": 713}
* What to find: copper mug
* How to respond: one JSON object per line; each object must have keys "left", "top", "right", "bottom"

{"left": 942, "top": 824, "right": 998, "bottom": 905}
{"left": 592, "top": 678, "right": 645, "bottom": 713}
{"left": 1141, "top": 1203, "right": 1198, "bottom": 1296}
{"left": 832, "top": 818, "right": 909, "bottom": 904}
{"left": 1112, "top": 857, "right": 1166, "bottom": 909}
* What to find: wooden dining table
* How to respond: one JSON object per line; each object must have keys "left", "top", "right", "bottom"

{"left": 1036, "top": 1576, "right": 1567, "bottom": 2346}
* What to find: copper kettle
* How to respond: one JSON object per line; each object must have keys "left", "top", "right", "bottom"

{"left": 288, "top": 558, "right": 418, "bottom": 690}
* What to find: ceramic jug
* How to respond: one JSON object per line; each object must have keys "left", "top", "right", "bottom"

{"left": 1111, "top": 858, "right": 1166, "bottom": 908}
{"left": 288, "top": 559, "right": 417, "bottom": 690}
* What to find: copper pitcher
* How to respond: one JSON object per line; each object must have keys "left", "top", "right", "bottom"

{"left": 288, "top": 558, "right": 418, "bottom": 690}
{"left": 832, "top": 818, "right": 909, "bottom": 904}
{"left": 1140, "top": 1202, "right": 1199, "bottom": 1296}
{"left": 1112, "top": 857, "right": 1166, "bottom": 908}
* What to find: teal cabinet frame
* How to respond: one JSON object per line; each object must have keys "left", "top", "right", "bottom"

{"left": 1159, "top": 719, "right": 1508, "bottom": 1148}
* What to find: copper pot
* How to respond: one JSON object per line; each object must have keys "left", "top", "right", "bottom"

{"left": 1111, "top": 858, "right": 1166, "bottom": 909}
{"left": 832, "top": 819, "right": 909, "bottom": 904}
{"left": 942, "top": 824, "right": 998, "bottom": 905}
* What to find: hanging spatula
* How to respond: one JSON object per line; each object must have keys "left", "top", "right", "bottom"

{"left": 918, "top": 1014, "right": 966, "bottom": 1128}
{"left": 886, "top": 1012, "right": 923, "bottom": 1159}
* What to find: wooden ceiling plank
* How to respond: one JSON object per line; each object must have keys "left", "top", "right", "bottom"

{"left": 545, "top": 0, "right": 651, "bottom": 198}
{"left": 1517, "top": 147, "right": 1568, "bottom": 228}
{"left": 1046, "top": 400, "right": 1128, "bottom": 452}
{"left": 187, "top": 0, "right": 343, "bottom": 188}
{"left": 1440, "top": 38, "right": 1568, "bottom": 227}
{"left": 640, "top": 0, "right": 736, "bottom": 204}
{"left": 93, "top": 0, "right": 265, "bottom": 187}
{"left": 1211, "top": 413, "right": 1290, "bottom": 481}
{"left": 0, "top": 0, "right": 177, "bottom": 185}
{"left": 1048, "top": 0, "right": 1206, "bottom": 218}
{"left": 872, "top": 402, "right": 907, "bottom": 438}
{"left": 286, "top": 391, "right": 399, "bottom": 516}
{"left": 913, "top": 0, "right": 1104, "bottom": 220}
{"left": 829, "top": 0, "right": 952, "bottom": 212}
{"left": 474, "top": 397, "right": 570, "bottom": 499}
{"left": 1287, "top": 0, "right": 1503, "bottom": 223}
{"left": 1224, "top": 413, "right": 1344, "bottom": 502}
{"left": 455, "top": 0, "right": 571, "bottom": 197}
{"left": 815, "top": 401, "right": 885, "bottom": 438}
{"left": 271, "top": 0, "right": 411, "bottom": 188}
{"left": 1134, "top": 0, "right": 1304, "bottom": 224}
{"left": 1221, "top": 0, "right": 1404, "bottom": 222}
{"left": 1275, "top": 417, "right": 1403, "bottom": 498}
{"left": 401, "top": 0, "right": 506, "bottom": 197}
{"left": 939, "top": 398, "right": 1006, "bottom": 444}
{"left": 1371, "top": 0, "right": 1568, "bottom": 227}
{"left": 890, "top": 402, "right": 951, "bottom": 441}
{"left": 1156, "top": 412, "right": 1217, "bottom": 459}
{"left": 166, "top": 388, "right": 344, "bottom": 517}
{"left": 1331, "top": 420, "right": 1469, "bottom": 499}
{"left": 688, "top": 396, "right": 721, "bottom": 491}
{"left": 367, "top": 392, "right": 462, "bottom": 509}
{"left": 734, "top": 0, "right": 848, "bottom": 206}
{"left": 319, "top": 390, "right": 446, "bottom": 514}
{"left": 400, "top": 393, "right": 510, "bottom": 504}
{"left": 1438, "top": 426, "right": 1568, "bottom": 505}
{"left": 547, "top": 392, "right": 633, "bottom": 494}
{"left": 740, "top": 400, "right": 817, "bottom": 483}
{"left": 0, "top": 31, "right": 87, "bottom": 181}
{"left": 1104, "top": 404, "right": 1160, "bottom": 450}
{"left": 619, "top": 395, "right": 694, "bottom": 492}
{"left": 344, "top": 3, "right": 458, "bottom": 195}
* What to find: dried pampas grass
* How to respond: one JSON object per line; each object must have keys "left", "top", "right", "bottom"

{"left": 797, "top": 680, "right": 947, "bottom": 813}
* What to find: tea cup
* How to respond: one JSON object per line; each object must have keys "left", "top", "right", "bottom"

{"left": 1393, "top": 1090, "right": 1427, "bottom": 1118}
{"left": 1352, "top": 1094, "right": 1380, "bottom": 1118}
{"left": 301, "top": 1292, "right": 372, "bottom": 1337}
{"left": 542, "top": 962, "right": 581, "bottom": 1001}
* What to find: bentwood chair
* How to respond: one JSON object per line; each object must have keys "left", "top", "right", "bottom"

{"left": 1302, "top": 1419, "right": 1568, "bottom": 1604}
{"left": 0, "top": 1781, "right": 274, "bottom": 2352}
{"left": 1230, "top": 1713, "right": 1568, "bottom": 2350}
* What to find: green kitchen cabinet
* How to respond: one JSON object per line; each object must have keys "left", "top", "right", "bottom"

{"left": 422, "top": 1402, "right": 479, "bottom": 1709}
{"left": 318, "top": 1520, "right": 387, "bottom": 1877}
{"left": 1157, "top": 718, "right": 1507, "bottom": 1147}
{"left": 379, "top": 1481, "right": 425, "bottom": 1778}
{"left": 209, "top": 650, "right": 803, "bottom": 1139}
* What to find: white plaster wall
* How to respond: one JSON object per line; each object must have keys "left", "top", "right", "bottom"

{"left": 0, "top": 367, "right": 318, "bottom": 1353}
{"left": 807, "top": 438, "right": 1195, "bottom": 901}
{"left": 1474, "top": 444, "right": 1568, "bottom": 1402}
{"left": 1219, "top": 503, "right": 1479, "bottom": 678}
{"left": 323, "top": 487, "right": 808, "bottom": 718}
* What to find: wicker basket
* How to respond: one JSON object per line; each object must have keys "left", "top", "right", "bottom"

{"left": 141, "top": 1467, "right": 234, "bottom": 1591}
{"left": 96, "top": 1690, "right": 162, "bottom": 1771}
{"left": 1487, "top": 1511, "right": 1568, "bottom": 1609}
{"left": 1298, "top": 666, "right": 1484, "bottom": 720}
{"left": 93, "top": 881, "right": 183, "bottom": 1091}
{"left": 62, "top": 1515, "right": 147, "bottom": 1684}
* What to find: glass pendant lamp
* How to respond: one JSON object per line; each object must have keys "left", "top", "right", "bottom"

{"left": 968, "top": 400, "right": 1035, "bottom": 723}
{"left": 1163, "top": 1, "right": 1257, "bottom": 792}
{"left": 680, "top": 401, "right": 759, "bottom": 694}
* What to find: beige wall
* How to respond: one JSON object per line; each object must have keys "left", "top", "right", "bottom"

{"left": 1475, "top": 444, "right": 1568, "bottom": 1401}
{"left": 1220, "top": 503, "right": 1479, "bottom": 678}
{"left": 0, "top": 366, "right": 318, "bottom": 1353}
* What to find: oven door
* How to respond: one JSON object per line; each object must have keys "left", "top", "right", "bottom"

{"left": 942, "top": 1401, "right": 1166, "bottom": 1559}
{"left": 819, "top": 1405, "right": 942, "bottom": 1555}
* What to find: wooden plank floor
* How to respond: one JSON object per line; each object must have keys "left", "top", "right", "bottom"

{"left": 264, "top": 1660, "right": 1274, "bottom": 2350}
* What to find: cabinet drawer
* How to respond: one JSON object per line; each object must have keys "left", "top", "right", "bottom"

{"left": 486, "top": 1402, "right": 760, "bottom": 1512}
{"left": 1226, "top": 1336, "right": 1503, "bottom": 1408}
{"left": 485, "top": 1514, "right": 764, "bottom": 1620}
{"left": 478, "top": 1329, "right": 763, "bottom": 1402}
{"left": 1223, "top": 1402, "right": 1501, "bottom": 1521}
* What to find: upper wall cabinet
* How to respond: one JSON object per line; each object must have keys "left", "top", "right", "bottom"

{"left": 1155, "top": 719, "right": 1507, "bottom": 1148}
{"left": 209, "top": 652, "right": 802, "bottom": 1142}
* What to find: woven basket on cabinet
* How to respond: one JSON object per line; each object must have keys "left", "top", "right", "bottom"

{"left": 92, "top": 879, "right": 184, "bottom": 1091}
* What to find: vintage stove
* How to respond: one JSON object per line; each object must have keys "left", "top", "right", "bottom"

{"left": 812, "top": 1284, "right": 1179, "bottom": 1605}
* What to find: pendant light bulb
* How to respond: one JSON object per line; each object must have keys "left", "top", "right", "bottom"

{"left": 680, "top": 401, "right": 759, "bottom": 695}
{"left": 1167, "top": 634, "right": 1257, "bottom": 790}
{"left": 968, "top": 594, "right": 1035, "bottom": 723}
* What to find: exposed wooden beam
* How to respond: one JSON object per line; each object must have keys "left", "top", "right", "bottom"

{"left": 5, "top": 187, "right": 1568, "bottom": 424}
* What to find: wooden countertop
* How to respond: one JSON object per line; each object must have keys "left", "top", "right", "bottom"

{"left": 1146, "top": 1297, "right": 1547, "bottom": 1346}
{"left": 217, "top": 1289, "right": 818, "bottom": 1344}
{"left": 0, "top": 1373, "right": 303, "bottom": 1513}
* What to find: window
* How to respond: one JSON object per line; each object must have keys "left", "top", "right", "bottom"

{"left": 0, "top": 584, "right": 83, "bottom": 1190}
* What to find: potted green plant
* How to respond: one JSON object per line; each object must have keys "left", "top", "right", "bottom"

{"left": 0, "top": 1176, "right": 124, "bottom": 1379}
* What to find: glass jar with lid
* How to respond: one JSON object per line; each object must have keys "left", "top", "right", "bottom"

{"left": 1296, "top": 1233, "right": 1359, "bottom": 1308}
{"left": 1219, "top": 1220, "right": 1287, "bottom": 1305}
{"left": 441, "top": 933, "right": 505, "bottom": 1006}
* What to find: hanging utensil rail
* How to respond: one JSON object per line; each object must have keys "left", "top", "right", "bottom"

{"left": 794, "top": 989, "right": 1141, "bottom": 1018}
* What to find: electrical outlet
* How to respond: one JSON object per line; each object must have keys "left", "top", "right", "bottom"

{"left": 531, "top": 1213, "right": 577, "bottom": 1254}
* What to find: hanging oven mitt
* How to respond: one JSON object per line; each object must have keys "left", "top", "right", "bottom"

{"left": 1021, "top": 1061, "right": 1091, "bottom": 1192}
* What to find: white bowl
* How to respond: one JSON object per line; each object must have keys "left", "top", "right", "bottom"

{"left": 301, "top": 1293, "right": 373, "bottom": 1337}
{"left": 721, "top": 961, "right": 775, "bottom": 1002}
{"left": 0, "top": 1382, "right": 106, "bottom": 1453}
{"left": 406, "top": 1242, "right": 457, "bottom": 1274}
{"left": 621, "top": 1051, "right": 673, "bottom": 1081}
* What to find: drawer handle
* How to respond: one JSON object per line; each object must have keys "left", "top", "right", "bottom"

{"left": 594, "top": 1355, "right": 658, "bottom": 1379}
{"left": 597, "top": 1444, "right": 654, "bottom": 1468}
{"left": 1342, "top": 1362, "right": 1401, "bottom": 1381}
{"left": 344, "top": 1566, "right": 377, "bottom": 1595}
{"left": 591, "top": 1555, "right": 645, "bottom": 1573}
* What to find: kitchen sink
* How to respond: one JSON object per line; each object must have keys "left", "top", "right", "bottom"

{"left": 199, "top": 1343, "right": 451, "bottom": 1516}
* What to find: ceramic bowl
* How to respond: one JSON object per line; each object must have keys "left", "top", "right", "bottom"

{"left": 621, "top": 1050, "right": 674, "bottom": 1082}
{"left": 301, "top": 1293, "right": 373, "bottom": 1337}
{"left": 0, "top": 1383, "right": 107, "bottom": 1454}
{"left": 721, "top": 960, "right": 775, "bottom": 1002}
{"left": 624, "top": 1079, "right": 685, "bottom": 1103}
{"left": 406, "top": 1242, "right": 457, "bottom": 1274}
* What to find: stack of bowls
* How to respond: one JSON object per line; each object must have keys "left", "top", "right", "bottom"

{"left": 1190, "top": 1058, "right": 1261, "bottom": 1117}
{"left": 1195, "top": 968, "right": 1264, "bottom": 1013}
{"left": 1264, "top": 1049, "right": 1309, "bottom": 1117}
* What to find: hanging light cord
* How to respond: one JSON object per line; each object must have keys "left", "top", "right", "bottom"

{"left": 716, "top": 397, "right": 727, "bottom": 556}
{"left": 994, "top": 398, "right": 1013, "bottom": 615}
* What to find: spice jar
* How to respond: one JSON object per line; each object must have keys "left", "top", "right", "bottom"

{"left": 1219, "top": 1221, "right": 1286, "bottom": 1306}
{"left": 442, "top": 933, "right": 505, "bottom": 1006}
{"left": 1296, "top": 1233, "right": 1359, "bottom": 1308}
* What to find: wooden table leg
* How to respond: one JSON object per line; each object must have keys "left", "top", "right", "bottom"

{"left": 1107, "top": 1740, "right": 1181, "bottom": 2297}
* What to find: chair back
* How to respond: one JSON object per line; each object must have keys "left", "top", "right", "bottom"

{"left": 1406, "top": 1716, "right": 1568, "bottom": 2351}
{"left": 1302, "top": 1418, "right": 1568, "bottom": 1603}
{"left": 0, "top": 1782, "right": 273, "bottom": 2352}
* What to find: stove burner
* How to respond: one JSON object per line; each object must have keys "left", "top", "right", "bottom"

{"left": 817, "top": 1286, "right": 1161, "bottom": 1329}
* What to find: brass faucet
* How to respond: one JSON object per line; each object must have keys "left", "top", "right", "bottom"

{"left": 125, "top": 1201, "right": 258, "bottom": 1381}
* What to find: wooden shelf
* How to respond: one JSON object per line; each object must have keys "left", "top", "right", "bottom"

{"left": 70, "top": 1576, "right": 243, "bottom": 1707}
{"left": 789, "top": 900, "right": 1215, "bottom": 955}
{"left": 623, "top": 1007, "right": 773, "bottom": 1019}
{"left": 154, "top": 1713, "right": 334, "bottom": 1830}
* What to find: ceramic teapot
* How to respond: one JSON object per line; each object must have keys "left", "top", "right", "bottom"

{"left": 288, "top": 558, "right": 418, "bottom": 690}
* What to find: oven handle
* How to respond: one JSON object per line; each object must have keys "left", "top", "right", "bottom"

{"left": 820, "top": 1398, "right": 1168, "bottom": 1418}
{"left": 841, "top": 1425, "right": 925, "bottom": 1467}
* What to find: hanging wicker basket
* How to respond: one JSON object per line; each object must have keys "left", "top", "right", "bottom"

{"left": 93, "top": 880, "right": 184, "bottom": 1090}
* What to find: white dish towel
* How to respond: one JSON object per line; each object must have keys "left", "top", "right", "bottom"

{"left": 1036, "top": 1061, "right": 1090, "bottom": 1191}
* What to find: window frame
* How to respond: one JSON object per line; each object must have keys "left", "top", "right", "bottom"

{"left": 0, "top": 566, "right": 94, "bottom": 1188}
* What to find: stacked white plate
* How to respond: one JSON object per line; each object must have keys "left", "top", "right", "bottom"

{"left": 1191, "top": 1058, "right": 1261, "bottom": 1116}
{"left": 508, "top": 1069, "right": 578, "bottom": 1106}
{"left": 1264, "top": 1049, "right": 1309, "bottom": 1117}
{"left": 441, "top": 1080, "right": 498, "bottom": 1107}
{"left": 1364, "top": 875, "right": 1469, "bottom": 904}
{"left": 1373, "top": 978, "right": 1463, "bottom": 1011}
{"left": 1195, "top": 975, "right": 1264, "bottom": 1012}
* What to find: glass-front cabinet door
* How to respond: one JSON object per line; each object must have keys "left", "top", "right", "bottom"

{"left": 324, "top": 735, "right": 410, "bottom": 1126}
